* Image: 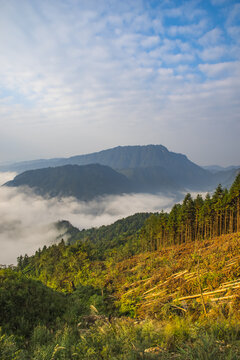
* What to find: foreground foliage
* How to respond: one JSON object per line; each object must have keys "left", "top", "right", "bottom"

{"left": 1, "top": 317, "right": 240, "bottom": 359}
{"left": 0, "top": 269, "right": 66, "bottom": 337}
{"left": 1, "top": 230, "right": 240, "bottom": 359}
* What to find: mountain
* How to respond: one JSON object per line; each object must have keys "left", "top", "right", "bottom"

{"left": 0, "top": 145, "right": 207, "bottom": 174}
{"left": 0, "top": 144, "right": 200, "bottom": 170}
{"left": 1, "top": 145, "right": 215, "bottom": 189}
{"left": 212, "top": 168, "right": 240, "bottom": 188}
{"left": 4, "top": 163, "right": 183, "bottom": 198}
{"left": 4, "top": 164, "right": 133, "bottom": 200}
{"left": 119, "top": 166, "right": 181, "bottom": 192}
{"left": 203, "top": 164, "right": 240, "bottom": 173}
{"left": 65, "top": 145, "right": 202, "bottom": 175}
{"left": 2, "top": 145, "right": 237, "bottom": 194}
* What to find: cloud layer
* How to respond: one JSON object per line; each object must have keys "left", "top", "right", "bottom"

{"left": 0, "top": 0, "right": 239, "bottom": 166}
{"left": 0, "top": 172, "right": 177, "bottom": 265}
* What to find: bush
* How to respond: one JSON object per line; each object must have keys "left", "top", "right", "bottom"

{"left": 0, "top": 269, "right": 66, "bottom": 337}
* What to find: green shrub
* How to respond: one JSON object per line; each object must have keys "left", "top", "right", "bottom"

{"left": 0, "top": 269, "right": 66, "bottom": 337}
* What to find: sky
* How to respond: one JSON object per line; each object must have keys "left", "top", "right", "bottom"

{"left": 0, "top": 0, "right": 240, "bottom": 166}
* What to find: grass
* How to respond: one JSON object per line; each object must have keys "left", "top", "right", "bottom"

{"left": 3, "top": 317, "right": 239, "bottom": 359}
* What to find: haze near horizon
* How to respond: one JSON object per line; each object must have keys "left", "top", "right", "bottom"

{"left": 0, "top": 0, "right": 239, "bottom": 166}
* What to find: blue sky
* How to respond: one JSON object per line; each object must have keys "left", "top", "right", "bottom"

{"left": 0, "top": 0, "right": 239, "bottom": 165}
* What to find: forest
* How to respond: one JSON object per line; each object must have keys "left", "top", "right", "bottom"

{"left": 0, "top": 174, "right": 240, "bottom": 359}
{"left": 139, "top": 173, "right": 240, "bottom": 251}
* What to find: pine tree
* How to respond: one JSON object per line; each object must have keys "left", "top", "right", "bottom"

{"left": 229, "top": 173, "right": 240, "bottom": 232}
{"left": 212, "top": 184, "right": 224, "bottom": 236}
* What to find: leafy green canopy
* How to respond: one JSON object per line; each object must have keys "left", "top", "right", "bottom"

{"left": 0, "top": 269, "right": 66, "bottom": 337}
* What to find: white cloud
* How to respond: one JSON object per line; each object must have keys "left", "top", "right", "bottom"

{"left": 199, "top": 45, "right": 228, "bottom": 61}
{"left": 168, "top": 20, "right": 207, "bottom": 37}
{"left": 164, "top": 3, "right": 205, "bottom": 21}
{"left": 226, "top": 3, "right": 240, "bottom": 26}
{"left": 141, "top": 36, "right": 160, "bottom": 48}
{"left": 199, "top": 28, "right": 223, "bottom": 46}
{"left": 158, "top": 68, "right": 174, "bottom": 76}
{"left": 199, "top": 61, "right": 240, "bottom": 78}
{"left": 211, "top": 0, "right": 229, "bottom": 5}
{"left": 0, "top": 172, "right": 18, "bottom": 186}
{"left": 227, "top": 26, "right": 240, "bottom": 43}
{"left": 0, "top": 172, "right": 180, "bottom": 265}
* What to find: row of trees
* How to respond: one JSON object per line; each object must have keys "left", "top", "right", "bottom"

{"left": 140, "top": 174, "right": 240, "bottom": 251}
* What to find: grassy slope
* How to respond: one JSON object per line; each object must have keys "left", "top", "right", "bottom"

{"left": 29, "top": 232, "right": 240, "bottom": 320}
{"left": 107, "top": 233, "right": 240, "bottom": 318}
{"left": 2, "top": 233, "right": 240, "bottom": 359}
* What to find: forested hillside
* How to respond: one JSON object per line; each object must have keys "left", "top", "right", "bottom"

{"left": 5, "top": 164, "right": 133, "bottom": 200}
{"left": 64, "top": 212, "right": 152, "bottom": 257}
{"left": 139, "top": 173, "right": 240, "bottom": 251}
{"left": 1, "top": 175, "right": 240, "bottom": 359}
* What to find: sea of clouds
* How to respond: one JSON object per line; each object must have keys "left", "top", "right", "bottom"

{"left": 0, "top": 172, "right": 182, "bottom": 265}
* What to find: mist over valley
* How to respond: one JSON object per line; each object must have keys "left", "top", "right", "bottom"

{"left": 0, "top": 170, "right": 180, "bottom": 265}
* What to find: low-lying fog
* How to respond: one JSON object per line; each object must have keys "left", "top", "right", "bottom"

{"left": 0, "top": 172, "right": 204, "bottom": 265}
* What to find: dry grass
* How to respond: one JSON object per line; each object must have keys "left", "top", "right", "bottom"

{"left": 105, "top": 233, "right": 240, "bottom": 319}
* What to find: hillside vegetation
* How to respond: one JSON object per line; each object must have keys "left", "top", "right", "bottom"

{"left": 5, "top": 164, "right": 133, "bottom": 200}
{"left": 1, "top": 175, "right": 240, "bottom": 359}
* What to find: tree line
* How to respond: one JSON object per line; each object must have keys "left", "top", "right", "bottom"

{"left": 140, "top": 174, "right": 240, "bottom": 251}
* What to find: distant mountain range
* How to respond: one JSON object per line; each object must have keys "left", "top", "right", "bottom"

{"left": 203, "top": 165, "right": 240, "bottom": 173}
{"left": 0, "top": 145, "right": 215, "bottom": 174}
{"left": 2, "top": 145, "right": 239, "bottom": 199}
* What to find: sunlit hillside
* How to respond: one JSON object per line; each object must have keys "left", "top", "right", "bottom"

{"left": 1, "top": 176, "right": 239, "bottom": 358}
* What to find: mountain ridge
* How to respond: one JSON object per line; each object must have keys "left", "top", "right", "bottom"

{"left": 2, "top": 145, "right": 238, "bottom": 197}
{"left": 0, "top": 144, "right": 200, "bottom": 173}
{"left": 4, "top": 164, "right": 133, "bottom": 200}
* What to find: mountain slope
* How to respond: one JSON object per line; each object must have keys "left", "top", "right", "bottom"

{"left": 0, "top": 145, "right": 204, "bottom": 173}
{"left": 119, "top": 166, "right": 181, "bottom": 192}
{"left": 70, "top": 144, "right": 216, "bottom": 189}
{"left": 0, "top": 144, "right": 216, "bottom": 190}
{"left": 212, "top": 168, "right": 240, "bottom": 188}
{"left": 203, "top": 164, "right": 240, "bottom": 173}
{"left": 4, "top": 164, "right": 133, "bottom": 200}
{"left": 69, "top": 212, "right": 152, "bottom": 258}
{"left": 67, "top": 144, "right": 196, "bottom": 170}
